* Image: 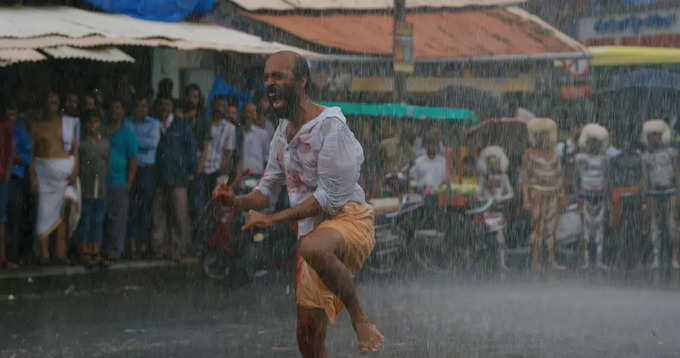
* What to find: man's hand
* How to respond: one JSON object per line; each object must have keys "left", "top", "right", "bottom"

{"left": 212, "top": 182, "right": 235, "bottom": 207}
{"left": 242, "top": 210, "right": 273, "bottom": 231}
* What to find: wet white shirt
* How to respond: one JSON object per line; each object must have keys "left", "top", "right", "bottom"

{"left": 203, "top": 119, "right": 236, "bottom": 175}
{"left": 410, "top": 154, "right": 447, "bottom": 190}
{"left": 242, "top": 125, "right": 270, "bottom": 175}
{"left": 255, "top": 106, "right": 366, "bottom": 237}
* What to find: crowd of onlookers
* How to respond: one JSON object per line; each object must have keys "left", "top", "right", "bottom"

{"left": 0, "top": 81, "right": 275, "bottom": 268}
{"left": 2, "top": 79, "right": 679, "bottom": 273}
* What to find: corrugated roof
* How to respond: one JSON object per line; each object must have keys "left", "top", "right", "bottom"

{"left": 0, "top": 48, "right": 46, "bottom": 67}
{"left": 0, "top": 6, "right": 320, "bottom": 56}
{"left": 245, "top": 6, "right": 587, "bottom": 60}
{"left": 42, "top": 46, "right": 136, "bottom": 63}
{"left": 232, "top": 0, "right": 524, "bottom": 11}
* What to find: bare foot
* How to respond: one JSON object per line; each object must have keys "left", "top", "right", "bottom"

{"left": 353, "top": 321, "right": 384, "bottom": 354}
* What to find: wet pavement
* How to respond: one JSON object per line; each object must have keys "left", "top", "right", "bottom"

{"left": 2, "top": 266, "right": 680, "bottom": 358}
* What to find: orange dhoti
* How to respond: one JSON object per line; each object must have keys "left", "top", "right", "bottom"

{"left": 295, "top": 202, "right": 375, "bottom": 323}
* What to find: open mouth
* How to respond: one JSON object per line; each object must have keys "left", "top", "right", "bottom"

{"left": 267, "top": 86, "right": 284, "bottom": 109}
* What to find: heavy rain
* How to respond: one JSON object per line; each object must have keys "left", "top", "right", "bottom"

{"left": 2, "top": 0, "right": 680, "bottom": 357}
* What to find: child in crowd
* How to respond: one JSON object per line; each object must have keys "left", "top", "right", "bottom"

{"left": 575, "top": 124, "right": 610, "bottom": 270}
{"left": 522, "top": 117, "right": 567, "bottom": 272}
{"left": 76, "top": 111, "right": 110, "bottom": 266}
{"left": 641, "top": 120, "right": 680, "bottom": 270}
{"left": 477, "top": 145, "right": 514, "bottom": 271}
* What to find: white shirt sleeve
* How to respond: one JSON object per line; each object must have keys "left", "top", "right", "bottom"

{"left": 254, "top": 125, "right": 285, "bottom": 206}
{"left": 222, "top": 122, "right": 236, "bottom": 151}
{"left": 312, "top": 117, "right": 364, "bottom": 215}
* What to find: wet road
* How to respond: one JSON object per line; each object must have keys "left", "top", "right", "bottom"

{"left": 2, "top": 267, "right": 680, "bottom": 358}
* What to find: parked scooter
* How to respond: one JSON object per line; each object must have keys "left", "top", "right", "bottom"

{"left": 365, "top": 166, "right": 428, "bottom": 275}
{"left": 199, "top": 175, "right": 297, "bottom": 282}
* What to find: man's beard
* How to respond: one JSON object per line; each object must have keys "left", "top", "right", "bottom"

{"left": 268, "top": 83, "right": 298, "bottom": 119}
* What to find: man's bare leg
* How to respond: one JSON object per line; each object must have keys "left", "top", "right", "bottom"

{"left": 297, "top": 306, "right": 329, "bottom": 358}
{"left": 54, "top": 221, "right": 69, "bottom": 264}
{"left": 300, "top": 228, "right": 384, "bottom": 354}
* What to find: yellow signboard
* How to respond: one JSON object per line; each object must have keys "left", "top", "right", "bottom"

{"left": 394, "top": 21, "right": 414, "bottom": 73}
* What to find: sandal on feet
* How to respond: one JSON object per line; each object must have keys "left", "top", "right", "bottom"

{"left": 354, "top": 322, "right": 384, "bottom": 355}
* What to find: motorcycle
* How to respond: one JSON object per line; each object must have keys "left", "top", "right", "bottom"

{"left": 199, "top": 174, "right": 297, "bottom": 282}
{"left": 365, "top": 165, "right": 429, "bottom": 275}
{"left": 409, "top": 193, "right": 582, "bottom": 274}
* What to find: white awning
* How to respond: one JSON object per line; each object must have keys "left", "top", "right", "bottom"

{"left": 231, "top": 0, "right": 524, "bottom": 11}
{"left": 0, "top": 48, "right": 46, "bottom": 67}
{"left": 42, "top": 46, "right": 136, "bottom": 63}
{"left": 0, "top": 5, "right": 320, "bottom": 56}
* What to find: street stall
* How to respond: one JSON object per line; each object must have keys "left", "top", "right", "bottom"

{"left": 0, "top": 5, "right": 320, "bottom": 104}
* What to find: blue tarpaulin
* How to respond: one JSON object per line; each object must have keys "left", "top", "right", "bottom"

{"left": 85, "top": 0, "right": 215, "bottom": 22}
{"left": 207, "top": 76, "right": 253, "bottom": 115}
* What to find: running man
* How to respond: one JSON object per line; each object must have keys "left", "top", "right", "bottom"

{"left": 213, "top": 51, "right": 384, "bottom": 357}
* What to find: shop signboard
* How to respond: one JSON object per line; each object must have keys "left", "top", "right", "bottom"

{"left": 578, "top": 8, "right": 680, "bottom": 47}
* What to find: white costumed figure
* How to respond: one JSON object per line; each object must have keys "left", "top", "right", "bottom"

{"left": 477, "top": 146, "right": 514, "bottom": 271}
{"left": 641, "top": 120, "right": 680, "bottom": 270}
{"left": 575, "top": 123, "right": 609, "bottom": 270}
{"left": 521, "top": 117, "right": 567, "bottom": 272}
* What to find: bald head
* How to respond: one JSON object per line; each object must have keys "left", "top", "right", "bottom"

{"left": 264, "top": 51, "right": 311, "bottom": 119}
{"left": 266, "top": 51, "right": 310, "bottom": 93}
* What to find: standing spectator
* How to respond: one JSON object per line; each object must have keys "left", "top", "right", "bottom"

{"left": 225, "top": 99, "right": 244, "bottom": 185}
{"left": 76, "top": 111, "right": 109, "bottom": 266}
{"left": 255, "top": 95, "right": 276, "bottom": 140}
{"left": 409, "top": 136, "right": 447, "bottom": 192}
{"left": 152, "top": 95, "right": 197, "bottom": 261}
{"left": 102, "top": 98, "right": 138, "bottom": 263}
{"left": 6, "top": 101, "right": 31, "bottom": 263}
{"left": 81, "top": 92, "right": 106, "bottom": 123}
{"left": 194, "top": 97, "right": 236, "bottom": 246}
{"left": 30, "top": 91, "right": 79, "bottom": 265}
{"left": 178, "top": 84, "right": 209, "bottom": 237}
{"left": 609, "top": 138, "right": 644, "bottom": 270}
{"left": 0, "top": 103, "right": 15, "bottom": 269}
{"left": 126, "top": 96, "right": 160, "bottom": 259}
{"left": 199, "top": 96, "right": 235, "bottom": 189}
{"left": 380, "top": 125, "right": 415, "bottom": 176}
{"left": 240, "top": 102, "right": 269, "bottom": 176}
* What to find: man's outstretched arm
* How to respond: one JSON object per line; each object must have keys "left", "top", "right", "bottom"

{"left": 242, "top": 196, "right": 322, "bottom": 230}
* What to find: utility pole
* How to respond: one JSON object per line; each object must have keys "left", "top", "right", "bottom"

{"left": 393, "top": 0, "right": 406, "bottom": 103}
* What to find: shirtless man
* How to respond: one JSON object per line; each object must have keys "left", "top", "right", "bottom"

{"left": 213, "top": 51, "right": 384, "bottom": 357}
{"left": 29, "top": 91, "right": 79, "bottom": 264}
